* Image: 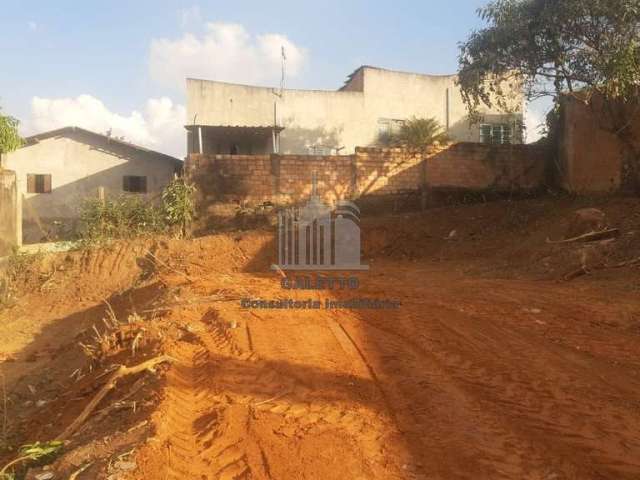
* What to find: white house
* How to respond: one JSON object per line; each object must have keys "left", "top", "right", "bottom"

{"left": 186, "top": 65, "right": 523, "bottom": 155}
{"left": 0, "top": 126, "right": 182, "bottom": 243}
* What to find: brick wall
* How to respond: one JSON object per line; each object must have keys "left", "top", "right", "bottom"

{"left": 560, "top": 95, "right": 640, "bottom": 193}
{"left": 186, "top": 143, "right": 549, "bottom": 222}
{"left": 427, "top": 143, "right": 547, "bottom": 190}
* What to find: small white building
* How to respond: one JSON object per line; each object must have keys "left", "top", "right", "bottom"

{"left": 0, "top": 126, "right": 182, "bottom": 243}
{"left": 186, "top": 65, "right": 523, "bottom": 155}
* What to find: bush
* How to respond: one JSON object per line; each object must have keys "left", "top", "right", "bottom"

{"left": 78, "top": 196, "right": 165, "bottom": 243}
{"left": 0, "top": 248, "right": 43, "bottom": 307}
{"left": 78, "top": 179, "right": 195, "bottom": 243}
{"left": 162, "top": 178, "right": 195, "bottom": 238}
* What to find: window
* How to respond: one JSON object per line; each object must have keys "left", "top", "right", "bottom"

{"left": 27, "top": 174, "right": 52, "bottom": 194}
{"left": 480, "top": 124, "right": 513, "bottom": 144}
{"left": 123, "top": 175, "right": 147, "bottom": 193}
{"left": 377, "top": 118, "right": 405, "bottom": 136}
{"left": 306, "top": 145, "right": 335, "bottom": 155}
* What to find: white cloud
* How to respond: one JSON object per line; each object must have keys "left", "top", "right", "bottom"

{"left": 149, "top": 22, "right": 306, "bottom": 90}
{"left": 27, "top": 21, "right": 38, "bottom": 31}
{"left": 28, "top": 95, "right": 186, "bottom": 158}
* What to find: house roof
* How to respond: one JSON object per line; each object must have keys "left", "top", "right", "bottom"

{"left": 340, "top": 65, "right": 458, "bottom": 90}
{"left": 23, "top": 126, "right": 183, "bottom": 164}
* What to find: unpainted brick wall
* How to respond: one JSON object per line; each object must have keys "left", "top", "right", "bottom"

{"left": 559, "top": 95, "right": 640, "bottom": 193}
{"left": 186, "top": 143, "right": 549, "bottom": 214}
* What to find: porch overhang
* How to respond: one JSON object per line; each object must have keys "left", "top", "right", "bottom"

{"left": 185, "top": 125, "right": 285, "bottom": 135}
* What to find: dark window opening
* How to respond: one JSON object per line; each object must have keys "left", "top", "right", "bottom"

{"left": 123, "top": 175, "right": 147, "bottom": 193}
{"left": 27, "top": 174, "right": 52, "bottom": 194}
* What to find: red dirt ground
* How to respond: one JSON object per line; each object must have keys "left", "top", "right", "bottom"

{"left": 1, "top": 196, "right": 640, "bottom": 479}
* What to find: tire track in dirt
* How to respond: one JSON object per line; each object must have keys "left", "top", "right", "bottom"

{"left": 338, "top": 300, "right": 640, "bottom": 479}
{"left": 407, "top": 300, "right": 640, "bottom": 475}
{"left": 239, "top": 310, "right": 407, "bottom": 478}
{"left": 158, "top": 334, "right": 214, "bottom": 480}
{"left": 335, "top": 312, "right": 548, "bottom": 479}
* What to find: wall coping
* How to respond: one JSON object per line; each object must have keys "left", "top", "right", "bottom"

{"left": 188, "top": 142, "right": 551, "bottom": 162}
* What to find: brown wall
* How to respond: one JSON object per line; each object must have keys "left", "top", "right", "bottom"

{"left": 560, "top": 96, "right": 640, "bottom": 193}
{"left": 186, "top": 143, "right": 549, "bottom": 223}
{"left": 0, "top": 170, "right": 19, "bottom": 256}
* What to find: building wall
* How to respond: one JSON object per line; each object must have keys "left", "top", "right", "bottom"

{"left": 187, "top": 67, "right": 523, "bottom": 155}
{"left": 186, "top": 143, "right": 548, "bottom": 226}
{"left": 2, "top": 130, "right": 180, "bottom": 243}
{"left": 0, "top": 170, "right": 19, "bottom": 256}
{"left": 559, "top": 96, "right": 640, "bottom": 193}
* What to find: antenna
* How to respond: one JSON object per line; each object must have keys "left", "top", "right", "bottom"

{"left": 280, "top": 45, "right": 286, "bottom": 96}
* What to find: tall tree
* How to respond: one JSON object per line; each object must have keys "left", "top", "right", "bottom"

{"left": 0, "top": 107, "right": 23, "bottom": 157}
{"left": 458, "top": 0, "right": 640, "bottom": 189}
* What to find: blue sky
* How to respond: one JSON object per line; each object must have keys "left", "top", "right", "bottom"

{"left": 0, "top": 0, "right": 546, "bottom": 156}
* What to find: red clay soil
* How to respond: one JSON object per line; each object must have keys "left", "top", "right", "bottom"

{"left": 1, "top": 197, "right": 640, "bottom": 479}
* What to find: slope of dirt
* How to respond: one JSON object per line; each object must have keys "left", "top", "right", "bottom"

{"left": 1, "top": 196, "right": 640, "bottom": 479}
{"left": 363, "top": 196, "right": 640, "bottom": 281}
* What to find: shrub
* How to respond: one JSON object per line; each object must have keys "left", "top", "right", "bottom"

{"left": 78, "top": 196, "right": 164, "bottom": 243}
{"left": 162, "top": 178, "right": 195, "bottom": 238}
{"left": 379, "top": 117, "right": 449, "bottom": 150}
{"left": 78, "top": 179, "right": 195, "bottom": 244}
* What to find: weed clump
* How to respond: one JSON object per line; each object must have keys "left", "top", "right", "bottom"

{"left": 78, "top": 178, "right": 195, "bottom": 244}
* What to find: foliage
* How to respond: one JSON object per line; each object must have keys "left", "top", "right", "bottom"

{"left": 18, "top": 441, "right": 63, "bottom": 462}
{"left": 78, "top": 196, "right": 165, "bottom": 243}
{"left": 0, "top": 441, "right": 63, "bottom": 479}
{"left": 78, "top": 179, "right": 195, "bottom": 244}
{"left": 458, "top": 0, "right": 640, "bottom": 109}
{"left": 162, "top": 178, "right": 195, "bottom": 237}
{"left": 0, "top": 108, "right": 23, "bottom": 155}
{"left": 458, "top": 0, "right": 640, "bottom": 187}
{"left": 380, "top": 117, "right": 449, "bottom": 149}
{"left": 0, "top": 249, "right": 43, "bottom": 308}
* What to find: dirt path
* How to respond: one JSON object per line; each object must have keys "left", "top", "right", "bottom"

{"left": 123, "top": 258, "right": 640, "bottom": 480}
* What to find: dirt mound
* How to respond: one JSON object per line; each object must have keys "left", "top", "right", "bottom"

{"left": 362, "top": 196, "right": 640, "bottom": 281}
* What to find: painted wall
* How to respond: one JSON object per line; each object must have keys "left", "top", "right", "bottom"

{"left": 2, "top": 130, "right": 180, "bottom": 243}
{"left": 0, "top": 170, "right": 19, "bottom": 256}
{"left": 187, "top": 66, "right": 523, "bottom": 155}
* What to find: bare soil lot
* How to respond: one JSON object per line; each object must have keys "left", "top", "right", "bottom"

{"left": 1, "top": 196, "right": 640, "bottom": 479}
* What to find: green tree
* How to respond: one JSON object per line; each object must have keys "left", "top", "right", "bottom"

{"left": 0, "top": 108, "right": 23, "bottom": 156}
{"left": 458, "top": 0, "right": 640, "bottom": 189}
{"left": 380, "top": 117, "right": 449, "bottom": 150}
